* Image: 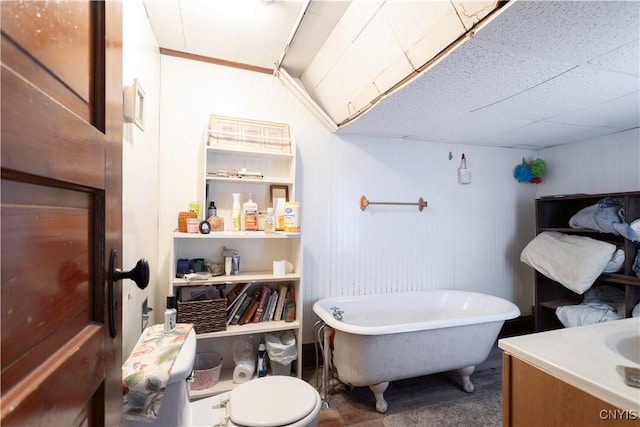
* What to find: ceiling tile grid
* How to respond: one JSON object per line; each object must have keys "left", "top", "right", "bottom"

{"left": 474, "top": 65, "right": 640, "bottom": 121}
{"left": 473, "top": 0, "right": 640, "bottom": 65}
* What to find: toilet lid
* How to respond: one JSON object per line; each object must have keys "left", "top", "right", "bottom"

{"left": 228, "top": 376, "right": 317, "bottom": 427}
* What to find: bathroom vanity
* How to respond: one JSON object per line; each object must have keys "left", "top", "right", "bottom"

{"left": 499, "top": 318, "right": 640, "bottom": 426}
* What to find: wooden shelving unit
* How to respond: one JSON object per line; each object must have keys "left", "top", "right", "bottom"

{"left": 534, "top": 191, "right": 640, "bottom": 331}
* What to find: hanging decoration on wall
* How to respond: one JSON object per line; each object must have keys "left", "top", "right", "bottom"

{"left": 513, "top": 158, "right": 547, "bottom": 184}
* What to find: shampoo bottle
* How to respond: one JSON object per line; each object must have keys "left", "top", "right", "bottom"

{"left": 164, "top": 295, "right": 177, "bottom": 334}
{"left": 243, "top": 194, "right": 258, "bottom": 231}
{"left": 232, "top": 193, "right": 241, "bottom": 231}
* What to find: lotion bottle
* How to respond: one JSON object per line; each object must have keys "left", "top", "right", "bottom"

{"left": 164, "top": 295, "right": 177, "bottom": 334}
{"left": 232, "top": 193, "right": 241, "bottom": 231}
{"left": 243, "top": 193, "right": 258, "bottom": 231}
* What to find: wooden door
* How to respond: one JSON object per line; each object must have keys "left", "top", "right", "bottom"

{"left": 1, "top": 1, "right": 123, "bottom": 425}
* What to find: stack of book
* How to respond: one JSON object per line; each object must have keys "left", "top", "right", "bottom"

{"left": 225, "top": 283, "right": 294, "bottom": 326}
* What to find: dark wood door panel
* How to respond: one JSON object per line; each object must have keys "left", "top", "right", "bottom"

{"left": 1, "top": 68, "right": 104, "bottom": 188}
{"left": 0, "top": 324, "right": 104, "bottom": 427}
{"left": 1, "top": 1, "right": 92, "bottom": 122}
{"left": 1, "top": 180, "right": 98, "bottom": 379}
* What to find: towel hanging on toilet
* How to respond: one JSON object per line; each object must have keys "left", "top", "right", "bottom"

{"left": 122, "top": 323, "right": 193, "bottom": 422}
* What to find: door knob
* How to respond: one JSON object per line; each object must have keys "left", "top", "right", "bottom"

{"left": 114, "top": 258, "right": 149, "bottom": 290}
{"left": 107, "top": 248, "right": 150, "bottom": 337}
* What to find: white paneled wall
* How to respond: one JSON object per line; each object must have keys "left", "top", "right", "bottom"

{"left": 535, "top": 129, "right": 640, "bottom": 198}
{"left": 122, "top": 0, "right": 161, "bottom": 356}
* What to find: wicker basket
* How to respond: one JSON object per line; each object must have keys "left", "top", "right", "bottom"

{"left": 177, "top": 298, "right": 226, "bottom": 333}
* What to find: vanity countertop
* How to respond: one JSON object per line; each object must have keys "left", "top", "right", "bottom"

{"left": 498, "top": 317, "right": 640, "bottom": 411}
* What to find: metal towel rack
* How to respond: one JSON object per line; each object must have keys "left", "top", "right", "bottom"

{"left": 360, "top": 195, "right": 427, "bottom": 212}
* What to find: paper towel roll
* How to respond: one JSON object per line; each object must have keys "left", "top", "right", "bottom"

{"left": 233, "top": 362, "right": 255, "bottom": 384}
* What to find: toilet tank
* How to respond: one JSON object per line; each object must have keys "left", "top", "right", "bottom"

{"left": 168, "top": 328, "right": 197, "bottom": 384}
{"left": 123, "top": 328, "right": 196, "bottom": 427}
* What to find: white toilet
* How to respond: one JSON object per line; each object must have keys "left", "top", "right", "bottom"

{"left": 124, "top": 329, "right": 321, "bottom": 427}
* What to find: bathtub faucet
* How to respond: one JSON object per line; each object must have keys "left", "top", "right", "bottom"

{"left": 331, "top": 306, "right": 344, "bottom": 322}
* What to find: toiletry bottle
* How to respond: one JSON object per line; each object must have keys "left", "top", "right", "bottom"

{"left": 243, "top": 193, "right": 258, "bottom": 231}
{"left": 232, "top": 193, "right": 241, "bottom": 231}
{"left": 208, "top": 201, "right": 217, "bottom": 217}
{"left": 164, "top": 295, "right": 177, "bottom": 334}
{"left": 265, "top": 207, "right": 276, "bottom": 233}
{"left": 257, "top": 338, "right": 267, "bottom": 377}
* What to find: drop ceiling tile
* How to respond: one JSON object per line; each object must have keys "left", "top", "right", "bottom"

{"left": 302, "top": 18, "right": 352, "bottom": 89}
{"left": 311, "top": 52, "right": 371, "bottom": 121}
{"left": 588, "top": 39, "right": 640, "bottom": 76}
{"left": 546, "top": 91, "right": 640, "bottom": 129}
{"left": 406, "top": 38, "right": 576, "bottom": 114}
{"left": 426, "top": 113, "right": 533, "bottom": 143}
{"left": 474, "top": 120, "right": 619, "bottom": 147}
{"left": 474, "top": 65, "right": 639, "bottom": 121}
{"left": 338, "top": 1, "right": 384, "bottom": 43}
{"left": 350, "top": 10, "right": 411, "bottom": 86}
{"left": 381, "top": 0, "right": 458, "bottom": 53}
{"left": 405, "top": 8, "right": 467, "bottom": 70}
{"left": 451, "top": 1, "right": 499, "bottom": 31}
{"left": 372, "top": 55, "right": 415, "bottom": 96}
{"left": 474, "top": 0, "right": 640, "bottom": 64}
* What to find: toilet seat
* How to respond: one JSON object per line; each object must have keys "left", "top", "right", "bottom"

{"left": 189, "top": 376, "right": 321, "bottom": 427}
{"left": 229, "top": 376, "right": 317, "bottom": 426}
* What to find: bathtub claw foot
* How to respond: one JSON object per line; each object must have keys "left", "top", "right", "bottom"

{"left": 369, "top": 382, "right": 389, "bottom": 413}
{"left": 457, "top": 366, "right": 475, "bottom": 393}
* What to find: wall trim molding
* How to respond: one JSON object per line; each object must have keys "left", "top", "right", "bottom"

{"left": 159, "top": 48, "right": 273, "bottom": 75}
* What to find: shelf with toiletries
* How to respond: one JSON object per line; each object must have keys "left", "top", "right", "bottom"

{"left": 533, "top": 191, "right": 640, "bottom": 332}
{"left": 169, "top": 229, "right": 303, "bottom": 397}
{"left": 170, "top": 117, "right": 303, "bottom": 399}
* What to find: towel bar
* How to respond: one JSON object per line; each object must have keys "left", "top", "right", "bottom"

{"left": 360, "top": 195, "right": 427, "bottom": 212}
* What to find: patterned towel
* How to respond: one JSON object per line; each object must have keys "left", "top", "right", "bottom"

{"left": 122, "top": 323, "right": 193, "bottom": 421}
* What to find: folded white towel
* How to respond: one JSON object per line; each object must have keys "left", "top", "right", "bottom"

{"left": 520, "top": 231, "right": 616, "bottom": 294}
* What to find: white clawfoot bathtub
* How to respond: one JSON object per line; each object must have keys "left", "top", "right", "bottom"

{"left": 312, "top": 289, "right": 520, "bottom": 413}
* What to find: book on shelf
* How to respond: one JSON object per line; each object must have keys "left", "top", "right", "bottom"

{"left": 227, "top": 283, "right": 251, "bottom": 311}
{"left": 273, "top": 285, "right": 288, "bottom": 321}
{"left": 226, "top": 293, "right": 248, "bottom": 326}
{"left": 240, "top": 291, "right": 261, "bottom": 325}
{"left": 231, "top": 293, "right": 254, "bottom": 325}
{"left": 252, "top": 287, "right": 271, "bottom": 323}
{"left": 261, "top": 289, "right": 274, "bottom": 322}
{"left": 266, "top": 289, "right": 278, "bottom": 321}
{"left": 226, "top": 282, "right": 252, "bottom": 313}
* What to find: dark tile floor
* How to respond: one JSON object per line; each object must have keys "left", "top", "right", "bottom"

{"left": 303, "top": 343, "right": 504, "bottom": 427}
